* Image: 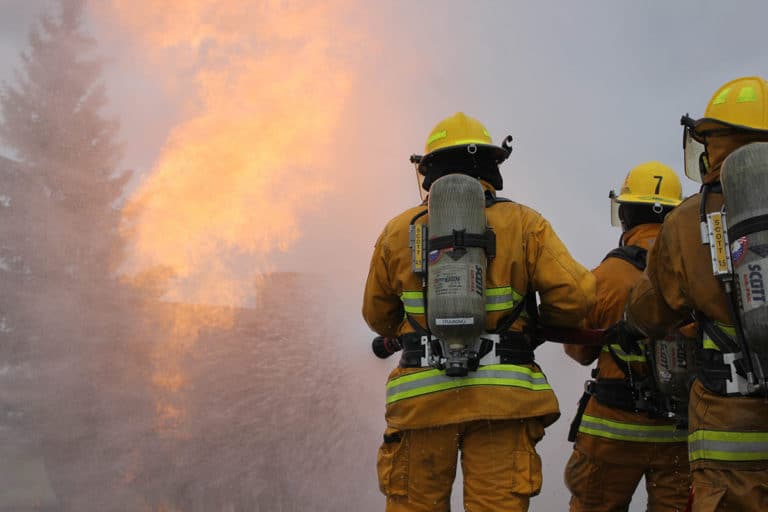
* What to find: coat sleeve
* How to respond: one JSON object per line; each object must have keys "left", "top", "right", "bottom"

{"left": 526, "top": 215, "right": 596, "bottom": 329}
{"left": 626, "top": 221, "right": 691, "bottom": 338}
{"left": 563, "top": 267, "right": 608, "bottom": 366}
{"left": 362, "top": 228, "right": 403, "bottom": 338}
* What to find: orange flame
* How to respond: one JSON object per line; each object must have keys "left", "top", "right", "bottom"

{"left": 96, "top": 1, "right": 354, "bottom": 306}
{"left": 93, "top": 2, "right": 358, "bottom": 444}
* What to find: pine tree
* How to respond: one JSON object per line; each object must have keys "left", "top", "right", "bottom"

{"left": 0, "top": 0, "right": 130, "bottom": 284}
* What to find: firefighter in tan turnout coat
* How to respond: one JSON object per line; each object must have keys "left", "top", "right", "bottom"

{"left": 363, "top": 112, "right": 595, "bottom": 511}
{"left": 564, "top": 162, "right": 691, "bottom": 512}
{"left": 620, "top": 76, "right": 768, "bottom": 511}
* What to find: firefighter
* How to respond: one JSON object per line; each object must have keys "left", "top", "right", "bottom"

{"left": 617, "top": 76, "right": 768, "bottom": 510}
{"left": 362, "top": 112, "right": 595, "bottom": 512}
{"left": 563, "top": 162, "right": 691, "bottom": 512}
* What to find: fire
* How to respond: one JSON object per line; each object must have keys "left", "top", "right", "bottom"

{"left": 92, "top": 2, "right": 358, "bottom": 444}
{"left": 95, "top": 0, "right": 354, "bottom": 306}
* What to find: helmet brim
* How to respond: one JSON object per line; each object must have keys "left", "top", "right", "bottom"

{"left": 417, "top": 144, "right": 506, "bottom": 191}
{"left": 615, "top": 194, "right": 682, "bottom": 207}
{"left": 418, "top": 144, "right": 508, "bottom": 173}
{"left": 693, "top": 117, "right": 768, "bottom": 141}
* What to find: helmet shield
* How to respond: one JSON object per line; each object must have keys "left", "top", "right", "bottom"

{"left": 609, "top": 190, "right": 621, "bottom": 227}
{"left": 683, "top": 124, "right": 705, "bottom": 183}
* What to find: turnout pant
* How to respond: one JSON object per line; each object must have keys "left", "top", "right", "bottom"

{"left": 377, "top": 418, "right": 544, "bottom": 512}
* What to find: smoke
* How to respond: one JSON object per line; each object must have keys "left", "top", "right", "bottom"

{"left": 82, "top": 4, "right": 391, "bottom": 510}
{"left": 93, "top": 1, "right": 356, "bottom": 306}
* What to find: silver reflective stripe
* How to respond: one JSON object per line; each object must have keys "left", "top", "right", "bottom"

{"left": 578, "top": 414, "right": 685, "bottom": 443}
{"left": 399, "top": 286, "right": 523, "bottom": 315}
{"left": 400, "top": 291, "right": 424, "bottom": 314}
{"left": 485, "top": 294, "right": 513, "bottom": 305}
{"left": 689, "top": 429, "right": 768, "bottom": 462}
{"left": 386, "top": 364, "right": 551, "bottom": 404}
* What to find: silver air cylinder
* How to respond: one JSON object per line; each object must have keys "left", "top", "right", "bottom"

{"left": 721, "top": 142, "right": 768, "bottom": 378}
{"left": 427, "top": 174, "right": 487, "bottom": 376}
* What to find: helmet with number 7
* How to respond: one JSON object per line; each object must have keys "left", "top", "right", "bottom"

{"left": 609, "top": 161, "right": 682, "bottom": 228}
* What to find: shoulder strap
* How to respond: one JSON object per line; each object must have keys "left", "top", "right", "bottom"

{"left": 602, "top": 245, "right": 647, "bottom": 271}
{"left": 485, "top": 190, "right": 513, "bottom": 207}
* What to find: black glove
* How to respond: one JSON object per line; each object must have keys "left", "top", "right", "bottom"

{"left": 604, "top": 320, "right": 644, "bottom": 355}
{"left": 372, "top": 336, "right": 402, "bottom": 359}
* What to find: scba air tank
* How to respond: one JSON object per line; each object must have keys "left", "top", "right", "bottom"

{"left": 427, "top": 174, "right": 488, "bottom": 376}
{"left": 722, "top": 142, "right": 768, "bottom": 376}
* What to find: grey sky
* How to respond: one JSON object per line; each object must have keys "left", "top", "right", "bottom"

{"left": 2, "top": 1, "right": 767, "bottom": 510}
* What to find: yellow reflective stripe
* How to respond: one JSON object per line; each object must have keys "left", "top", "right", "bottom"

{"left": 449, "top": 138, "right": 491, "bottom": 146}
{"left": 716, "top": 323, "right": 735, "bottom": 335}
{"left": 485, "top": 286, "right": 523, "bottom": 312}
{"left": 713, "top": 87, "right": 731, "bottom": 105}
{"left": 689, "top": 429, "right": 768, "bottom": 462}
{"left": 426, "top": 130, "right": 447, "bottom": 146}
{"left": 601, "top": 344, "right": 647, "bottom": 363}
{"left": 386, "top": 364, "right": 551, "bottom": 404}
{"left": 485, "top": 287, "right": 514, "bottom": 297}
{"left": 737, "top": 86, "right": 757, "bottom": 103}
{"left": 578, "top": 414, "right": 685, "bottom": 443}
{"left": 400, "top": 290, "right": 424, "bottom": 314}
{"left": 399, "top": 286, "right": 524, "bottom": 315}
{"left": 701, "top": 322, "right": 735, "bottom": 351}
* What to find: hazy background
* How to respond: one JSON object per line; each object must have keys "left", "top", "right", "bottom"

{"left": 1, "top": 1, "right": 766, "bottom": 510}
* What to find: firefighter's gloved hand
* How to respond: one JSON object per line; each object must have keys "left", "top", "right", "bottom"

{"left": 604, "top": 320, "right": 644, "bottom": 355}
{"left": 372, "top": 336, "right": 402, "bottom": 359}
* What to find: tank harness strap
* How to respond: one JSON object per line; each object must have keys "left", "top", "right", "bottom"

{"left": 587, "top": 378, "right": 640, "bottom": 412}
{"left": 568, "top": 390, "right": 592, "bottom": 442}
{"left": 428, "top": 229, "right": 496, "bottom": 259}
{"left": 484, "top": 191, "right": 513, "bottom": 207}
{"left": 397, "top": 331, "right": 533, "bottom": 368}
{"left": 696, "top": 183, "right": 762, "bottom": 395}
{"left": 602, "top": 245, "right": 647, "bottom": 271}
{"left": 428, "top": 191, "right": 501, "bottom": 258}
{"left": 405, "top": 312, "right": 429, "bottom": 337}
{"left": 602, "top": 245, "right": 648, "bottom": 379}
{"left": 696, "top": 314, "right": 751, "bottom": 396}
{"left": 399, "top": 333, "right": 432, "bottom": 367}
{"left": 398, "top": 334, "right": 534, "bottom": 367}
{"left": 728, "top": 213, "right": 768, "bottom": 241}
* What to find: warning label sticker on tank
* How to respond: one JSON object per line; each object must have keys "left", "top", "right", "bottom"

{"left": 431, "top": 264, "right": 467, "bottom": 296}
{"left": 435, "top": 317, "right": 475, "bottom": 325}
{"left": 738, "top": 256, "right": 768, "bottom": 312}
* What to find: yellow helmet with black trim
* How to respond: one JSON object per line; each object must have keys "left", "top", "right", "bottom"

{"left": 683, "top": 77, "right": 768, "bottom": 182}
{"left": 416, "top": 112, "right": 511, "bottom": 191}
{"left": 423, "top": 112, "right": 502, "bottom": 155}
{"left": 609, "top": 161, "right": 682, "bottom": 227}
{"left": 693, "top": 76, "right": 768, "bottom": 138}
